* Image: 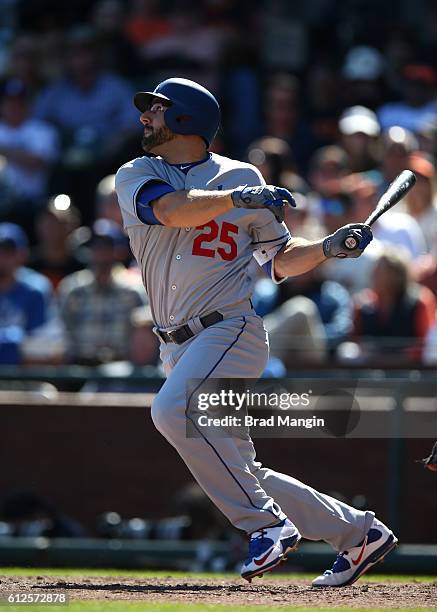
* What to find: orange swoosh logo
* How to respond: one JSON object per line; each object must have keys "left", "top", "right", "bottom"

{"left": 351, "top": 537, "right": 367, "bottom": 566}
{"left": 254, "top": 548, "right": 274, "bottom": 566}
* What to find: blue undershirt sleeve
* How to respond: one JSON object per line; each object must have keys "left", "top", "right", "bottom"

{"left": 262, "top": 261, "right": 272, "bottom": 277}
{"left": 136, "top": 181, "right": 175, "bottom": 225}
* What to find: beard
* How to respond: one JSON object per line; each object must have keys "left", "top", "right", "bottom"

{"left": 141, "top": 125, "right": 176, "bottom": 153}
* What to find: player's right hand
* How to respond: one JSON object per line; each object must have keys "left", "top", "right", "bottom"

{"left": 231, "top": 185, "right": 296, "bottom": 223}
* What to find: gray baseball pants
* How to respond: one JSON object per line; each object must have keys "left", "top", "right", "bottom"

{"left": 152, "top": 309, "right": 374, "bottom": 551}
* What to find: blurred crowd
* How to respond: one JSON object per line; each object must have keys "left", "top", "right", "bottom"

{"left": 1, "top": 0, "right": 437, "bottom": 371}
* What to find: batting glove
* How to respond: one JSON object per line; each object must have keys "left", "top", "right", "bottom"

{"left": 231, "top": 185, "right": 296, "bottom": 223}
{"left": 323, "top": 223, "right": 373, "bottom": 258}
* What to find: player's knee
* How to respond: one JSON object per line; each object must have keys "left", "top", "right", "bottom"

{"left": 150, "top": 389, "right": 180, "bottom": 437}
{"left": 150, "top": 394, "right": 168, "bottom": 434}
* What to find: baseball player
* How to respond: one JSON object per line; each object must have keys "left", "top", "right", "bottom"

{"left": 115, "top": 78, "right": 397, "bottom": 586}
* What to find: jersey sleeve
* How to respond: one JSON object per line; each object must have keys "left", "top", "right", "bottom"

{"left": 251, "top": 214, "right": 291, "bottom": 284}
{"left": 232, "top": 161, "right": 291, "bottom": 283}
{"left": 115, "top": 158, "right": 168, "bottom": 229}
{"left": 136, "top": 181, "right": 175, "bottom": 225}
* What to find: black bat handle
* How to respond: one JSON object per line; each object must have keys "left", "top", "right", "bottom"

{"left": 342, "top": 170, "right": 416, "bottom": 250}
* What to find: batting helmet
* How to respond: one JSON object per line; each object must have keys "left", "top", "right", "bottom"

{"left": 134, "top": 78, "right": 220, "bottom": 147}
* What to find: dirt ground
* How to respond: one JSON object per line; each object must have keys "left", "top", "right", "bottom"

{"left": 0, "top": 575, "right": 436, "bottom": 608}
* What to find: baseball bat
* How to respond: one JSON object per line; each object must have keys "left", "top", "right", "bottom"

{"left": 343, "top": 170, "right": 417, "bottom": 250}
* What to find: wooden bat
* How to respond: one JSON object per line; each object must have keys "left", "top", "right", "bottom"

{"left": 343, "top": 170, "right": 417, "bottom": 250}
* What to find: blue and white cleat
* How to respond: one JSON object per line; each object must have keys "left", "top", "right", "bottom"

{"left": 312, "top": 517, "right": 398, "bottom": 587}
{"left": 241, "top": 518, "right": 301, "bottom": 582}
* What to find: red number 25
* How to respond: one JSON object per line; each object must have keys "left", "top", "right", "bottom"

{"left": 192, "top": 221, "right": 239, "bottom": 261}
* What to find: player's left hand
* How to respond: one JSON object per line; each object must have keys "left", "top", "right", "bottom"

{"left": 323, "top": 223, "right": 373, "bottom": 258}
{"left": 231, "top": 185, "right": 296, "bottom": 223}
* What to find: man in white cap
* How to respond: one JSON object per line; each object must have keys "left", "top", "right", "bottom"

{"left": 338, "top": 106, "right": 381, "bottom": 173}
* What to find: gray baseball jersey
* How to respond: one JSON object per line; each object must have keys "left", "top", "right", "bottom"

{"left": 114, "top": 150, "right": 373, "bottom": 542}
{"left": 115, "top": 152, "right": 290, "bottom": 328}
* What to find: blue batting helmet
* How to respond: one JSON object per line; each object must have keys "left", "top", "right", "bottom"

{"left": 134, "top": 78, "right": 220, "bottom": 147}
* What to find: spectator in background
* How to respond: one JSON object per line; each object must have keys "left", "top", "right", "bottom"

{"left": 80, "top": 305, "right": 162, "bottom": 392}
{"left": 308, "top": 145, "right": 350, "bottom": 197}
{"left": 262, "top": 74, "right": 317, "bottom": 175}
{"left": 33, "top": 26, "right": 138, "bottom": 224}
{"left": 94, "top": 174, "right": 123, "bottom": 226}
{"left": 124, "top": 0, "right": 173, "bottom": 48}
{"left": 306, "top": 63, "right": 341, "bottom": 146}
{"left": 30, "top": 17, "right": 65, "bottom": 84}
{"left": 378, "top": 64, "right": 437, "bottom": 132}
{"left": 319, "top": 191, "right": 355, "bottom": 238}
{"left": 341, "top": 46, "right": 386, "bottom": 110}
{"left": 220, "top": 34, "right": 262, "bottom": 157}
{"left": 275, "top": 267, "right": 353, "bottom": 353}
{"left": 33, "top": 26, "right": 138, "bottom": 156}
{"left": 0, "top": 223, "right": 57, "bottom": 307}
{"left": 0, "top": 78, "right": 59, "bottom": 230}
{"left": 265, "top": 260, "right": 354, "bottom": 366}
{"left": 5, "top": 35, "right": 44, "bottom": 96}
{"left": 416, "top": 116, "right": 437, "bottom": 158}
{"left": 93, "top": 173, "right": 139, "bottom": 279}
{"left": 58, "top": 219, "right": 144, "bottom": 365}
{"left": 338, "top": 105, "right": 381, "bottom": 174}
{"left": 265, "top": 292, "right": 327, "bottom": 367}
{"left": 353, "top": 250, "right": 436, "bottom": 364}
{"left": 140, "top": 2, "right": 230, "bottom": 92}
{"left": 283, "top": 192, "right": 322, "bottom": 242}
{"left": 91, "top": 0, "right": 141, "bottom": 78}
{"left": 31, "top": 194, "right": 84, "bottom": 290}
{"left": 128, "top": 306, "right": 159, "bottom": 367}
{"left": 380, "top": 126, "right": 418, "bottom": 187}
{"left": 246, "top": 137, "right": 295, "bottom": 185}
{"left": 412, "top": 253, "right": 437, "bottom": 298}
{"left": 404, "top": 152, "right": 437, "bottom": 255}
{"left": 250, "top": 273, "right": 279, "bottom": 319}
{"left": 245, "top": 136, "right": 309, "bottom": 201}
{"left": 382, "top": 26, "right": 417, "bottom": 75}
{"left": 0, "top": 223, "right": 63, "bottom": 365}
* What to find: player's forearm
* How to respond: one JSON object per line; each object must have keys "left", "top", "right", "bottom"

{"left": 152, "top": 189, "right": 234, "bottom": 227}
{"left": 274, "top": 237, "right": 327, "bottom": 279}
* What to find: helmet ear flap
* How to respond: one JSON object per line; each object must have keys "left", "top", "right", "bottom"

{"left": 174, "top": 114, "right": 191, "bottom": 124}
{"left": 165, "top": 104, "right": 195, "bottom": 135}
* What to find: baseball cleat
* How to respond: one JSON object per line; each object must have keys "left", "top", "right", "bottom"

{"left": 241, "top": 518, "right": 301, "bottom": 582}
{"left": 312, "top": 517, "right": 398, "bottom": 587}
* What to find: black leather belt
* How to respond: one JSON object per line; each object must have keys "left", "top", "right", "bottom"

{"left": 158, "top": 311, "right": 224, "bottom": 344}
